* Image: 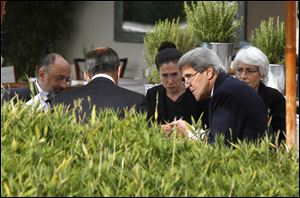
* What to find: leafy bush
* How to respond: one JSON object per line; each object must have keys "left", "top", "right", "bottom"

{"left": 184, "top": 1, "right": 243, "bottom": 43}
{"left": 146, "top": 65, "right": 160, "bottom": 84}
{"left": 250, "top": 17, "right": 286, "bottom": 64}
{"left": 2, "top": 2, "right": 72, "bottom": 80}
{"left": 144, "top": 18, "right": 195, "bottom": 84}
{"left": 1, "top": 101, "right": 299, "bottom": 196}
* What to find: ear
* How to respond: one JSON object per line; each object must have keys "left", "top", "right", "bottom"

{"left": 38, "top": 68, "right": 46, "bottom": 81}
{"left": 117, "top": 64, "right": 121, "bottom": 79}
{"left": 83, "top": 71, "right": 91, "bottom": 82}
{"left": 205, "top": 67, "right": 215, "bottom": 80}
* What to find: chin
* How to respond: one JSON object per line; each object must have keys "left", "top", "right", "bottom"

{"left": 193, "top": 93, "right": 202, "bottom": 101}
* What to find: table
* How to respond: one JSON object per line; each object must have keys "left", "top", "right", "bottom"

{"left": 119, "top": 78, "right": 147, "bottom": 95}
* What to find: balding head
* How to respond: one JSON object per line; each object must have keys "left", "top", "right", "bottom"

{"left": 38, "top": 53, "right": 71, "bottom": 93}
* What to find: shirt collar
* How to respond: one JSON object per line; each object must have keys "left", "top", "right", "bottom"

{"left": 91, "top": 73, "right": 115, "bottom": 84}
{"left": 35, "top": 80, "right": 49, "bottom": 101}
{"left": 210, "top": 85, "right": 215, "bottom": 97}
{"left": 35, "top": 80, "right": 49, "bottom": 95}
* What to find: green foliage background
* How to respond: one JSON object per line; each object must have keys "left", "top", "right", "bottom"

{"left": 184, "top": 1, "right": 243, "bottom": 43}
{"left": 144, "top": 18, "right": 195, "bottom": 84}
{"left": 1, "top": 101, "right": 299, "bottom": 196}
{"left": 2, "top": 1, "right": 72, "bottom": 81}
{"left": 250, "top": 17, "right": 286, "bottom": 64}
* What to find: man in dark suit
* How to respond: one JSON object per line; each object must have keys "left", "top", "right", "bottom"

{"left": 2, "top": 53, "right": 71, "bottom": 110}
{"left": 52, "top": 47, "right": 144, "bottom": 120}
{"left": 164, "top": 48, "right": 268, "bottom": 145}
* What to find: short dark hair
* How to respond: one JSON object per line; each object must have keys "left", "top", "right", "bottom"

{"left": 154, "top": 41, "right": 181, "bottom": 70}
{"left": 39, "top": 53, "right": 64, "bottom": 69}
{"left": 85, "top": 47, "right": 120, "bottom": 75}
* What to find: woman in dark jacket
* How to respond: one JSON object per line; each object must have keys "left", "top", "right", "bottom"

{"left": 233, "top": 46, "right": 286, "bottom": 144}
{"left": 145, "top": 41, "right": 209, "bottom": 128}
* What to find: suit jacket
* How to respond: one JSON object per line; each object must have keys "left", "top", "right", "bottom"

{"left": 145, "top": 84, "right": 209, "bottom": 127}
{"left": 209, "top": 73, "right": 268, "bottom": 144}
{"left": 52, "top": 77, "right": 145, "bottom": 120}
{"left": 1, "top": 83, "right": 38, "bottom": 103}
{"left": 258, "top": 82, "right": 286, "bottom": 143}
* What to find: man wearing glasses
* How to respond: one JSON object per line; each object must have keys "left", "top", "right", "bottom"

{"left": 164, "top": 47, "right": 268, "bottom": 145}
{"left": 3, "top": 53, "right": 71, "bottom": 111}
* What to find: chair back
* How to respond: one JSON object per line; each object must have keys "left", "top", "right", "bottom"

{"left": 73, "top": 57, "right": 128, "bottom": 79}
{"left": 119, "top": 58, "right": 128, "bottom": 78}
{"left": 73, "top": 58, "right": 85, "bottom": 80}
{"left": 1, "top": 65, "right": 16, "bottom": 83}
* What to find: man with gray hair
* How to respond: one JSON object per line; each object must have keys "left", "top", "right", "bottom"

{"left": 52, "top": 47, "right": 144, "bottom": 120}
{"left": 164, "top": 47, "right": 268, "bottom": 145}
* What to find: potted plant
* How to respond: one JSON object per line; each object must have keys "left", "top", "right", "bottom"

{"left": 144, "top": 18, "right": 195, "bottom": 86}
{"left": 250, "top": 16, "right": 286, "bottom": 93}
{"left": 184, "top": 1, "right": 243, "bottom": 72}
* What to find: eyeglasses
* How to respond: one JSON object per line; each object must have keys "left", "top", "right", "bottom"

{"left": 183, "top": 71, "right": 198, "bottom": 84}
{"left": 235, "top": 67, "right": 258, "bottom": 76}
{"left": 47, "top": 72, "right": 71, "bottom": 84}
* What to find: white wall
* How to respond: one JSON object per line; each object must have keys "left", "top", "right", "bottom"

{"left": 57, "top": 1, "right": 297, "bottom": 79}
{"left": 57, "top": 1, "right": 146, "bottom": 79}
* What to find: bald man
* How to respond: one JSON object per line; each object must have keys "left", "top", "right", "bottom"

{"left": 3, "top": 53, "right": 71, "bottom": 110}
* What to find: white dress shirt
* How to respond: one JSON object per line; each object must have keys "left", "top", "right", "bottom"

{"left": 26, "top": 81, "right": 50, "bottom": 111}
{"left": 91, "top": 73, "right": 115, "bottom": 84}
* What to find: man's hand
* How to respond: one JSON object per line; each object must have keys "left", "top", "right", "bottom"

{"left": 161, "top": 123, "right": 174, "bottom": 136}
{"left": 161, "top": 120, "right": 191, "bottom": 138}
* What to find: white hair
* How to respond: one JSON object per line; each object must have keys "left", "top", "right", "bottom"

{"left": 178, "top": 47, "right": 225, "bottom": 73}
{"left": 233, "top": 46, "right": 269, "bottom": 80}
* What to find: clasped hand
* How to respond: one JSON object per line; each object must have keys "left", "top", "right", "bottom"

{"left": 161, "top": 119, "right": 190, "bottom": 138}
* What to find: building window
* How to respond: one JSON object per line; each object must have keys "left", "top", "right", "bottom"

{"left": 114, "top": 1, "right": 245, "bottom": 43}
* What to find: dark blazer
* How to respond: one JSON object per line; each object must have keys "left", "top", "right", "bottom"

{"left": 209, "top": 72, "right": 268, "bottom": 144}
{"left": 52, "top": 77, "right": 145, "bottom": 119}
{"left": 145, "top": 84, "right": 209, "bottom": 127}
{"left": 1, "top": 84, "right": 37, "bottom": 103}
{"left": 258, "top": 82, "right": 286, "bottom": 143}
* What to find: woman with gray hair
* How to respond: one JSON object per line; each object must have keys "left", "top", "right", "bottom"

{"left": 233, "top": 46, "right": 286, "bottom": 145}
{"left": 163, "top": 47, "right": 268, "bottom": 145}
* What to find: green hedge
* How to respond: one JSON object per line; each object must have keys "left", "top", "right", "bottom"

{"left": 1, "top": 101, "right": 299, "bottom": 196}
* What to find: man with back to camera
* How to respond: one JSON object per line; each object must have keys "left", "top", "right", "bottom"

{"left": 163, "top": 47, "right": 268, "bottom": 145}
{"left": 52, "top": 47, "right": 145, "bottom": 120}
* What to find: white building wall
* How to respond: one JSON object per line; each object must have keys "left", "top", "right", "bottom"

{"left": 57, "top": 1, "right": 146, "bottom": 79}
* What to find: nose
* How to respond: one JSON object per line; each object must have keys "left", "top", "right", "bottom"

{"left": 61, "top": 80, "right": 69, "bottom": 89}
{"left": 185, "top": 82, "right": 191, "bottom": 89}
{"left": 165, "top": 76, "right": 175, "bottom": 84}
{"left": 240, "top": 71, "right": 248, "bottom": 79}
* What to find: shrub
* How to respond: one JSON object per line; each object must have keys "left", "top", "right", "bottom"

{"left": 184, "top": 1, "right": 243, "bottom": 43}
{"left": 250, "top": 17, "right": 286, "bottom": 64}
{"left": 1, "top": 100, "right": 299, "bottom": 196}
{"left": 3, "top": 2, "right": 72, "bottom": 80}
{"left": 144, "top": 18, "right": 195, "bottom": 84}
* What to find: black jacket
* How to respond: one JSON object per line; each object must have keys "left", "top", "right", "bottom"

{"left": 258, "top": 82, "right": 286, "bottom": 143}
{"left": 145, "top": 84, "right": 209, "bottom": 127}
{"left": 52, "top": 77, "right": 145, "bottom": 120}
{"left": 1, "top": 83, "right": 38, "bottom": 103}
{"left": 209, "top": 73, "right": 268, "bottom": 144}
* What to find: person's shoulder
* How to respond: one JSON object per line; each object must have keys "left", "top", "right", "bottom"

{"left": 11, "top": 86, "right": 31, "bottom": 94}
{"left": 119, "top": 87, "right": 144, "bottom": 98}
{"left": 53, "top": 86, "right": 86, "bottom": 103}
{"left": 145, "top": 84, "right": 164, "bottom": 96}
{"left": 258, "top": 83, "right": 284, "bottom": 99}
